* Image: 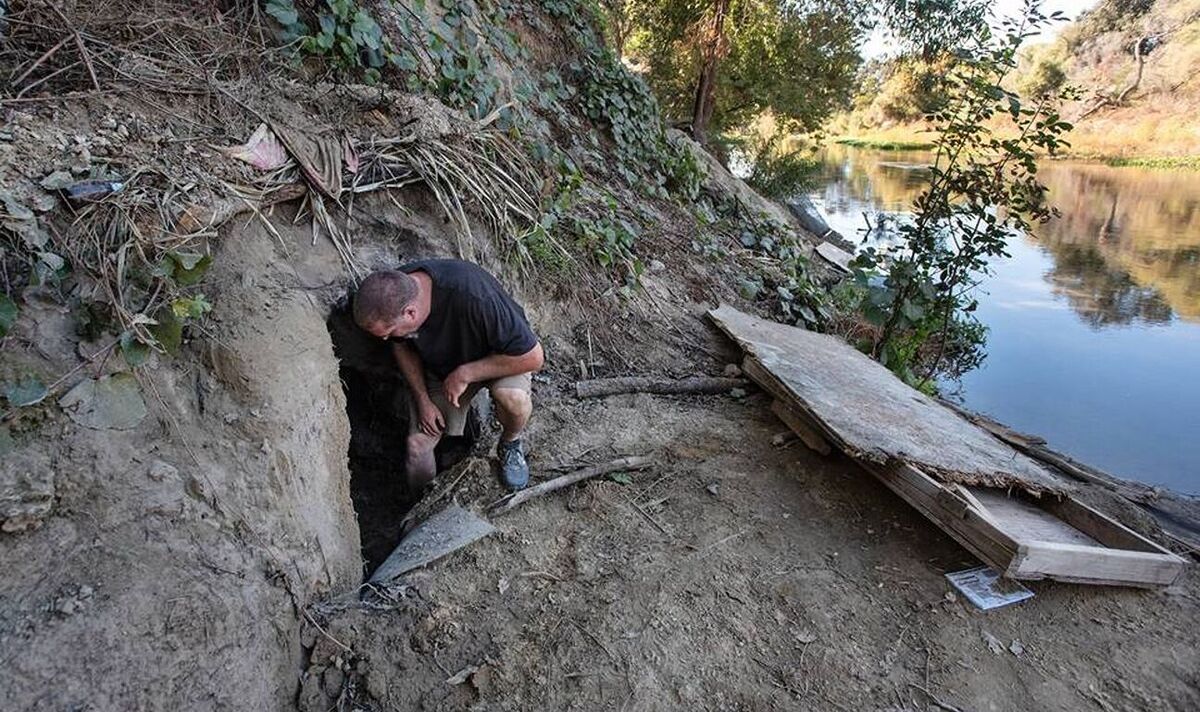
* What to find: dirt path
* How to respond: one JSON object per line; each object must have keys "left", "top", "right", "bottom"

{"left": 303, "top": 388, "right": 1200, "bottom": 711}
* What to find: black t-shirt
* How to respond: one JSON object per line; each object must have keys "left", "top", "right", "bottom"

{"left": 398, "top": 259, "right": 538, "bottom": 379}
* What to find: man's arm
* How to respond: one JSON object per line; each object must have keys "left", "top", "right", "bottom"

{"left": 444, "top": 343, "right": 544, "bottom": 407}
{"left": 392, "top": 342, "right": 444, "bottom": 435}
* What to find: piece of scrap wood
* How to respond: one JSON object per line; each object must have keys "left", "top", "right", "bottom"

{"left": 708, "top": 304, "right": 1066, "bottom": 495}
{"left": 770, "top": 400, "right": 831, "bottom": 455}
{"left": 815, "top": 241, "right": 853, "bottom": 272}
{"left": 369, "top": 504, "right": 495, "bottom": 585}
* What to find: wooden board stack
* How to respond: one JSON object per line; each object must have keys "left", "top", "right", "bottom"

{"left": 709, "top": 305, "right": 1185, "bottom": 588}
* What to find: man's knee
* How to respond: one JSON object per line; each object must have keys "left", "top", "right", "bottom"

{"left": 406, "top": 431, "right": 438, "bottom": 455}
{"left": 405, "top": 432, "right": 438, "bottom": 488}
{"left": 490, "top": 386, "right": 531, "bottom": 415}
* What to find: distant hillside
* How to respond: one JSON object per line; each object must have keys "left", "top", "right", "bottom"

{"left": 832, "top": 0, "right": 1200, "bottom": 162}
{"left": 1042, "top": 0, "right": 1200, "bottom": 159}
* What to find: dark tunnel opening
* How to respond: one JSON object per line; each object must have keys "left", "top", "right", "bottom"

{"left": 326, "top": 306, "right": 479, "bottom": 578}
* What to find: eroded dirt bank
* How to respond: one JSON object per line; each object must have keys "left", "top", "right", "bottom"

{"left": 3, "top": 188, "right": 1196, "bottom": 711}
{"left": 300, "top": 388, "right": 1200, "bottom": 711}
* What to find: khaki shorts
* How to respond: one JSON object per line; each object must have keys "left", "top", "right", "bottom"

{"left": 408, "top": 372, "right": 532, "bottom": 437}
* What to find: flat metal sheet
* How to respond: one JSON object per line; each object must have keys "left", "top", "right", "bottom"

{"left": 369, "top": 504, "right": 495, "bottom": 584}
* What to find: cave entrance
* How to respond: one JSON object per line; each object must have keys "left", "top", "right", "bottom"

{"left": 327, "top": 307, "right": 480, "bottom": 578}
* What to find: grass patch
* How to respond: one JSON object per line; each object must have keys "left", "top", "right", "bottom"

{"left": 1101, "top": 155, "right": 1200, "bottom": 170}
{"left": 834, "top": 137, "right": 936, "bottom": 151}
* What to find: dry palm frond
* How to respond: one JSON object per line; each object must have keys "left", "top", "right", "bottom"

{"left": 355, "top": 129, "right": 562, "bottom": 268}
{"left": 229, "top": 120, "right": 556, "bottom": 279}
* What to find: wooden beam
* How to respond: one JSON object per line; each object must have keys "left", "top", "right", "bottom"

{"left": 770, "top": 400, "right": 831, "bottom": 455}
{"left": 1011, "top": 542, "right": 1182, "bottom": 588}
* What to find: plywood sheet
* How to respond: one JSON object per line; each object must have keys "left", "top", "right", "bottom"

{"left": 709, "top": 305, "right": 1067, "bottom": 495}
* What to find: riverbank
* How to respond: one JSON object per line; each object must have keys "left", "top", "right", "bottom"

{"left": 831, "top": 113, "right": 1200, "bottom": 170}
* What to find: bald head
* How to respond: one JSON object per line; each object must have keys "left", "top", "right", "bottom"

{"left": 353, "top": 270, "right": 419, "bottom": 332}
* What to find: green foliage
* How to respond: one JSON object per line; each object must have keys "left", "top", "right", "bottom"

{"left": 877, "top": 57, "right": 954, "bottom": 122}
{"left": 877, "top": 0, "right": 990, "bottom": 60}
{"left": 545, "top": 0, "right": 704, "bottom": 197}
{"left": 742, "top": 134, "right": 820, "bottom": 200}
{"left": 1, "top": 179, "right": 216, "bottom": 384}
{"left": 1070, "top": 0, "right": 1156, "bottom": 41}
{"left": 853, "top": 1, "right": 1075, "bottom": 384}
{"left": 527, "top": 163, "right": 646, "bottom": 283}
{"left": 1019, "top": 57, "right": 1066, "bottom": 99}
{"left": 626, "top": 0, "right": 865, "bottom": 136}
{"left": 1104, "top": 155, "right": 1200, "bottom": 170}
{"left": 119, "top": 330, "right": 152, "bottom": 368}
{"left": 160, "top": 251, "right": 213, "bottom": 288}
{"left": 834, "top": 137, "right": 935, "bottom": 150}
{"left": 2, "top": 375, "right": 48, "bottom": 407}
{"left": 695, "top": 191, "right": 830, "bottom": 328}
{"left": 0, "top": 294, "right": 17, "bottom": 337}
{"left": 265, "top": 0, "right": 397, "bottom": 81}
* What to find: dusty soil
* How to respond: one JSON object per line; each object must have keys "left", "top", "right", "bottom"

{"left": 301, "top": 381, "right": 1200, "bottom": 712}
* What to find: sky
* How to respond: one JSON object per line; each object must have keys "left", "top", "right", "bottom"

{"left": 862, "top": 0, "right": 1102, "bottom": 59}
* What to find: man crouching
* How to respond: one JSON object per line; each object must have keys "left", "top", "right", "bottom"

{"left": 353, "top": 259, "right": 544, "bottom": 491}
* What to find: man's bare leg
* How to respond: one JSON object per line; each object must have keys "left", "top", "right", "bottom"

{"left": 491, "top": 387, "right": 532, "bottom": 442}
{"left": 405, "top": 431, "right": 440, "bottom": 490}
{"left": 491, "top": 385, "right": 532, "bottom": 490}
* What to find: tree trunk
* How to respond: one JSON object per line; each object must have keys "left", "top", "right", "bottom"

{"left": 690, "top": 0, "right": 731, "bottom": 145}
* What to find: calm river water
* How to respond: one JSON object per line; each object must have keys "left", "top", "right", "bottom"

{"left": 810, "top": 145, "right": 1200, "bottom": 493}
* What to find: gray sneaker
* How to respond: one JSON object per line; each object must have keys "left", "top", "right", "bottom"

{"left": 498, "top": 439, "right": 529, "bottom": 491}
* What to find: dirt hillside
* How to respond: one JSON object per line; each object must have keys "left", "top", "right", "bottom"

{"left": 1, "top": 2, "right": 1197, "bottom": 711}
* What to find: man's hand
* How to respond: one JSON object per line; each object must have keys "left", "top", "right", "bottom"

{"left": 443, "top": 366, "right": 472, "bottom": 408}
{"left": 415, "top": 396, "right": 445, "bottom": 437}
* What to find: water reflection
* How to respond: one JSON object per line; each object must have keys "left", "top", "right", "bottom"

{"left": 814, "top": 144, "right": 1200, "bottom": 326}
{"left": 809, "top": 145, "right": 1200, "bottom": 492}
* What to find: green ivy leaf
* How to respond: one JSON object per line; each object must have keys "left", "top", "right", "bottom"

{"left": 737, "top": 279, "right": 761, "bottom": 300}
{"left": 120, "top": 331, "right": 152, "bottom": 368}
{"left": 3, "top": 375, "right": 48, "bottom": 407}
{"left": 265, "top": 0, "right": 299, "bottom": 26}
{"left": 608, "top": 472, "right": 632, "bottom": 485}
{"left": 901, "top": 299, "right": 926, "bottom": 322}
{"left": 149, "top": 308, "right": 183, "bottom": 355}
{"left": 0, "top": 294, "right": 18, "bottom": 337}
{"left": 168, "top": 252, "right": 212, "bottom": 287}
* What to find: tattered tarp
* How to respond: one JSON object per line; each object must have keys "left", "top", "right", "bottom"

{"left": 709, "top": 305, "right": 1068, "bottom": 495}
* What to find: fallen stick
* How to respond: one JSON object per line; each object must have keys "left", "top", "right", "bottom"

{"left": 575, "top": 376, "right": 748, "bottom": 399}
{"left": 490, "top": 456, "right": 653, "bottom": 514}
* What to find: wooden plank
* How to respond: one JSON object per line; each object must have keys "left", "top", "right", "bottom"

{"left": 815, "top": 241, "right": 853, "bottom": 272}
{"left": 860, "top": 461, "right": 1019, "bottom": 574}
{"left": 745, "top": 357, "right": 850, "bottom": 451}
{"left": 864, "top": 463, "right": 1185, "bottom": 586}
{"left": 968, "top": 489, "right": 1102, "bottom": 547}
{"left": 770, "top": 400, "right": 831, "bottom": 455}
{"left": 1011, "top": 542, "right": 1183, "bottom": 588}
{"left": 709, "top": 305, "right": 1066, "bottom": 494}
{"left": 1045, "top": 497, "right": 1177, "bottom": 555}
